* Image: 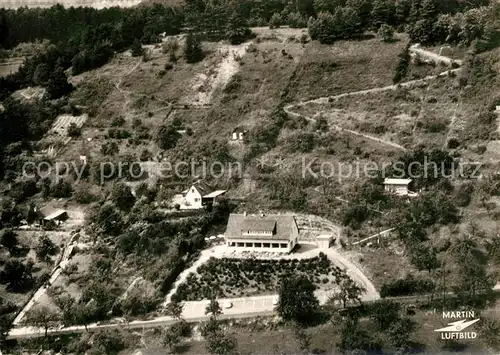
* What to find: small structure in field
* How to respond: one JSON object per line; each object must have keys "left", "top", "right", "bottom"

{"left": 231, "top": 127, "right": 247, "bottom": 142}
{"left": 224, "top": 212, "right": 299, "bottom": 253}
{"left": 316, "top": 234, "right": 334, "bottom": 249}
{"left": 383, "top": 178, "right": 418, "bottom": 197}
{"left": 35, "top": 205, "right": 68, "bottom": 227}
{"left": 182, "top": 180, "right": 226, "bottom": 209}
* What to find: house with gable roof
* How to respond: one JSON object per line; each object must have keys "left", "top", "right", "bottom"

{"left": 182, "top": 180, "right": 226, "bottom": 209}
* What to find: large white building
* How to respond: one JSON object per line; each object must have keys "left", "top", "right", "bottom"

{"left": 224, "top": 213, "right": 299, "bottom": 253}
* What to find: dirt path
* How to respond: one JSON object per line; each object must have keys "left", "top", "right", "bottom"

{"left": 284, "top": 47, "right": 461, "bottom": 151}
{"left": 161, "top": 245, "right": 228, "bottom": 308}
{"left": 186, "top": 43, "right": 250, "bottom": 106}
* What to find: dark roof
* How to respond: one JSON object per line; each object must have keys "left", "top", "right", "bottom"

{"left": 232, "top": 126, "right": 247, "bottom": 133}
{"left": 36, "top": 205, "right": 58, "bottom": 218}
{"left": 225, "top": 214, "right": 298, "bottom": 241}
{"left": 192, "top": 180, "right": 214, "bottom": 196}
{"left": 241, "top": 219, "right": 276, "bottom": 232}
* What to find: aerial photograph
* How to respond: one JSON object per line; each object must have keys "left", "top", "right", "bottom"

{"left": 0, "top": 0, "right": 499, "bottom": 354}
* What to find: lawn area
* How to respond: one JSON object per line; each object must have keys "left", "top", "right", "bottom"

{"left": 172, "top": 253, "right": 348, "bottom": 301}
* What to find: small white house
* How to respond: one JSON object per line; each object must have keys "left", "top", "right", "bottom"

{"left": 231, "top": 127, "right": 247, "bottom": 141}
{"left": 182, "top": 180, "right": 226, "bottom": 209}
{"left": 383, "top": 178, "right": 412, "bottom": 196}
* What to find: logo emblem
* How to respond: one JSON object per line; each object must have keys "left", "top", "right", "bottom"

{"left": 434, "top": 319, "right": 480, "bottom": 332}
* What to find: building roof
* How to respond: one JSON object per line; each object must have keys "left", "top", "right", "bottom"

{"left": 36, "top": 206, "right": 67, "bottom": 220}
{"left": 241, "top": 219, "right": 276, "bottom": 232}
{"left": 203, "top": 190, "right": 226, "bottom": 198}
{"left": 44, "top": 210, "right": 68, "bottom": 221}
{"left": 225, "top": 214, "right": 298, "bottom": 241}
{"left": 317, "top": 234, "right": 333, "bottom": 240}
{"left": 232, "top": 126, "right": 247, "bottom": 133}
{"left": 383, "top": 178, "right": 412, "bottom": 185}
{"left": 192, "top": 180, "right": 214, "bottom": 196}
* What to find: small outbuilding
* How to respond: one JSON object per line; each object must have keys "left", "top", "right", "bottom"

{"left": 383, "top": 178, "right": 412, "bottom": 196}
{"left": 231, "top": 127, "right": 247, "bottom": 141}
{"left": 35, "top": 206, "right": 68, "bottom": 227}
{"left": 316, "top": 234, "right": 334, "bottom": 249}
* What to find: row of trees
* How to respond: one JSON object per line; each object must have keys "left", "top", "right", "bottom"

{"left": 306, "top": 0, "right": 497, "bottom": 45}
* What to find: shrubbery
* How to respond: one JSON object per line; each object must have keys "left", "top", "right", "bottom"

{"left": 380, "top": 276, "right": 435, "bottom": 297}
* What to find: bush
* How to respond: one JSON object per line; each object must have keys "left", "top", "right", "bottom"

{"left": 67, "top": 123, "right": 81, "bottom": 137}
{"left": 380, "top": 276, "right": 435, "bottom": 297}
{"left": 454, "top": 183, "right": 474, "bottom": 207}
{"left": 269, "top": 13, "right": 282, "bottom": 29}
{"left": 378, "top": 24, "right": 394, "bottom": 42}
{"left": 184, "top": 33, "right": 204, "bottom": 64}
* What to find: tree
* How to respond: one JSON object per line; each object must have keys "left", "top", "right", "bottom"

{"left": 46, "top": 66, "right": 73, "bottom": 99}
{"left": 184, "top": 32, "right": 204, "bottom": 64}
{"left": 130, "top": 39, "right": 143, "bottom": 57}
{"left": 378, "top": 23, "right": 394, "bottom": 42}
{"left": 201, "top": 315, "right": 237, "bottom": 355}
{"left": 269, "top": 13, "right": 283, "bottom": 29}
{"left": 452, "top": 235, "right": 493, "bottom": 302}
{"left": 411, "top": 245, "right": 439, "bottom": 274}
{"left": 330, "top": 277, "right": 366, "bottom": 308}
{"left": 90, "top": 202, "right": 123, "bottom": 236}
{"left": 314, "top": 0, "right": 345, "bottom": 14}
{"left": 162, "top": 325, "right": 182, "bottom": 353}
{"left": 393, "top": 43, "right": 410, "bottom": 83}
{"left": 35, "top": 234, "right": 57, "bottom": 262}
{"left": 371, "top": 0, "right": 394, "bottom": 29}
{"left": 166, "top": 300, "right": 184, "bottom": 320}
{"left": 368, "top": 299, "right": 401, "bottom": 329}
{"left": 347, "top": 0, "right": 373, "bottom": 28}
{"left": 225, "top": 12, "right": 252, "bottom": 45}
{"left": 205, "top": 296, "right": 222, "bottom": 318}
{"left": 111, "top": 183, "right": 135, "bottom": 212}
{"left": 338, "top": 315, "right": 381, "bottom": 353}
{"left": 0, "top": 259, "right": 34, "bottom": 292}
{"left": 33, "top": 63, "right": 50, "bottom": 86}
{"left": 156, "top": 124, "right": 181, "bottom": 150}
{"left": 387, "top": 317, "right": 416, "bottom": 351}
{"left": 276, "top": 275, "right": 319, "bottom": 324}
{"left": 204, "top": 327, "right": 236, "bottom": 355}
{"left": 0, "top": 228, "right": 18, "bottom": 253}
{"left": 0, "top": 11, "right": 9, "bottom": 49}
{"left": 24, "top": 306, "right": 60, "bottom": 338}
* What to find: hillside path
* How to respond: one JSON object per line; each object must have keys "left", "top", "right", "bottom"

{"left": 284, "top": 45, "right": 462, "bottom": 151}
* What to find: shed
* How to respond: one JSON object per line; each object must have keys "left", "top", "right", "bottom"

{"left": 316, "top": 234, "right": 334, "bottom": 249}
{"left": 231, "top": 127, "right": 247, "bottom": 141}
{"left": 35, "top": 206, "right": 68, "bottom": 226}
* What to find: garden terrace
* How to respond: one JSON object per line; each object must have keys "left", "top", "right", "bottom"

{"left": 172, "top": 253, "right": 350, "bottom": 301}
